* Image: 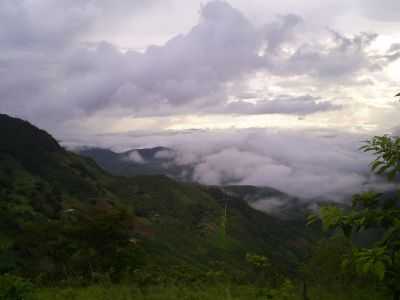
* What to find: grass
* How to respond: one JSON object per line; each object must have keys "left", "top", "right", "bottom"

{"left": 307, "top": 286, "right": 386, "bottom": 300}
{"left": 36, "top": 284, "right": 386, "bottom": 300}
{"left": 38, "top": 285, "right": 258, "bottom": 300}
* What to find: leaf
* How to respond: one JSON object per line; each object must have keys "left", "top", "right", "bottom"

{"left": 374, "top": 261, "right": 386, "bottom": 280}
{"left": 371, "top": 160, "right": 384, "bottom": 171}
{"left": 306, "top": 213, "right": 319, "bottom": 226}
{"left": 319, "top": 206, "right": 343, "bottom": 230}
{"left": 362, "top": 261, "right": 371, "bottom": 274}
{"left": 376, "top": 164, "right": 390, "bottom": 175}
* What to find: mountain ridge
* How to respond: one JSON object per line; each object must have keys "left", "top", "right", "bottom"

{"left": 77, "top": 146, "right": 315, "bottom": 217}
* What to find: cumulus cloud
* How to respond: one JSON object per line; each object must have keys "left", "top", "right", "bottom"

{"left": 271, "top": 31, "right": 382, "bottom": 78}
{"left": 1, "top": 0, "right": 399, "bottom": 136}
{"left": 1, "top": 0, "right": 399, "bottom": 209}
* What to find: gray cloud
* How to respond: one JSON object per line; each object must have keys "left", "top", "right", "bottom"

{"left": 170, "top": 130, "right": 397, "bottom": 200}
{"left": 359, "top": 0, "right": 400, "bottom": 22}
{"left": 64, "top": 127, "right": 396, "bottom": 201}
{"left": 0, "top": 0, "right": 90, "bottom": 49}
{"left": 0, "top": 0, "right": 161, "bottom": 49}
{"left": 167, "top": 130, "right": 373, "bottom": 199}
{"left": 212, "top": 95, "right": 341, "bottom": 115}
{"left": 0, "top": 0, "right": 399, "bottom": 136}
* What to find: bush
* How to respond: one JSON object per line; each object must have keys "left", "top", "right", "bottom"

{"left": 0, "top": 275, "right": 35, "bottom": 300}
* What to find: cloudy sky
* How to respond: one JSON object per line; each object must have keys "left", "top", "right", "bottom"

{"left": 1, "top": 0, "right": 399, "bottom": 199}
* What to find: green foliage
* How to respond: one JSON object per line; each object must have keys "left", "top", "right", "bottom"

{"left": 245, "top": 253, "right": 270, "bottom": 270}
{"left": 349, "top": 247, "right": 389, "bottom": 280}
{"left": 11, "top": 205, "right": 145, "bottom": 282}
{"left": 314, "top": 134, "right": 400, "bottom": 298}
{"left": 360, "top": 135, "right": 400, "bottom": 180}
{"left": 268, "top": 279, "right": 296, "bottom": 300}
{"left": 0, "top": 275, "right": 35, "bottom": 300}
{"left": 302, "top": 236, "right": 356, "bottom": 287}
{"left": 36, "top": 282, "right": 387, "bottom": 300}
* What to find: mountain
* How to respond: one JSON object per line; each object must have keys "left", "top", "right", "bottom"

{"left": 221, "top": 185, "right": 312, "bottom": 219}
{"left": 0, "top": 114, "right": 319, "bottom": 283}
{"left": 78, "top": 146, "right": 313, "bottom": 219}
{"left": 78, "top": 146, "right": 192, "bottom": 180}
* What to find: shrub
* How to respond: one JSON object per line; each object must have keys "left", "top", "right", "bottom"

{"left": 0, "top": 274, "right": 35, "bottom": 300}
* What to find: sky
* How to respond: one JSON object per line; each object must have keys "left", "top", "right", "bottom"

{"left": 1, "top": 0, "right": 399, "bottom": 199}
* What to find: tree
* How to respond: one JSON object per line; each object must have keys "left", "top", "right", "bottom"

{"left": 301, "top": 236, "right": 356, "bottom": 289}
{"left": 309, "top": 135, "right": 400, "bottom": 299}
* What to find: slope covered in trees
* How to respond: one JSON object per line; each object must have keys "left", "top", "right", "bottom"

{"left": 0, "top": 114, "right": 394, "bottom": 299}
{"left": 0, "top": 114, "right": 317, "bottom": 285}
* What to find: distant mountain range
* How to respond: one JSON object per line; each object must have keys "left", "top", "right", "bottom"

{"left": 77, "top": 146, "right": 316, "bottom": 217}
{"left": 78, "top": 146, "right": 192, "bottom": 180}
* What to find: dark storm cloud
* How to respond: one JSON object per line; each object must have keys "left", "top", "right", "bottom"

{"left": 0, "top": 0, "right": 399, "bottom": 132}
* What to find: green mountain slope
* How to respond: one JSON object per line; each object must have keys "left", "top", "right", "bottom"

{"left": 78, "top": 147, "right": 190, "bottom": 179}
{"left": 0, "top": 114, "right": 318, "bottom": 283}
{"left": 221, "top": 185, "right": 313, "bottom": 219}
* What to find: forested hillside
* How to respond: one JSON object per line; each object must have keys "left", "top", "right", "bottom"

{"left": 0, "top": 115, "right": 317, "bottom": 294}
{"left": 0, "top": 114, "right": 393, "bottom": 299}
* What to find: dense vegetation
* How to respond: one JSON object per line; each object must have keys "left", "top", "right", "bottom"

{"left": 0, "top": 113, "right": 397, "bottom": 299}
{"left": 310, "top": 135, "right": 400, "bottom": 300}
